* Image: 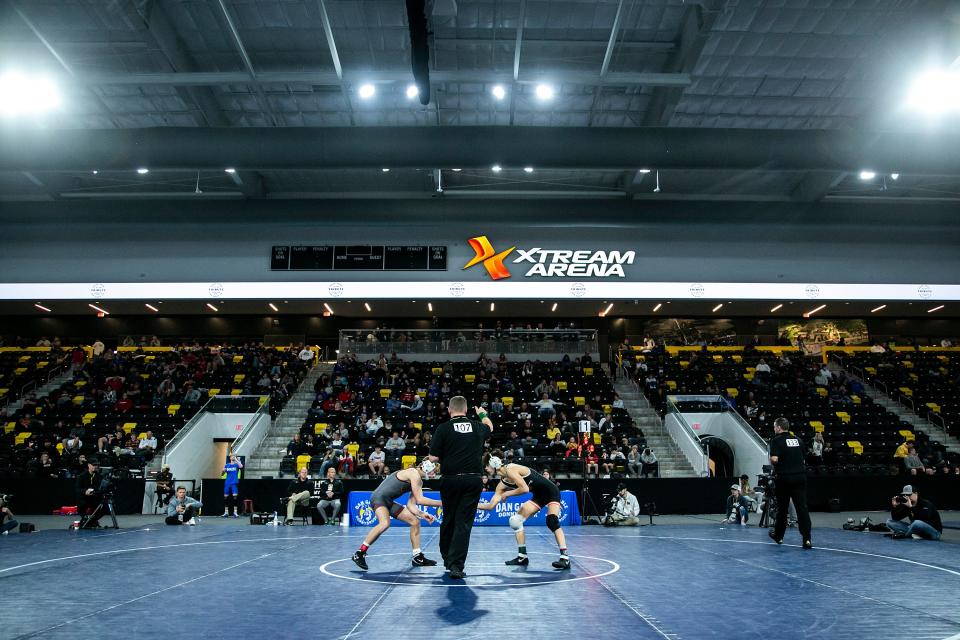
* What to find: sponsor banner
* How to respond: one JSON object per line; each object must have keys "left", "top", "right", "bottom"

{"left": 348, "top": 490, "right": 580, "bottom": 527}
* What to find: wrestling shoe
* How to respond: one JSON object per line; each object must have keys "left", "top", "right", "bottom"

{"left": 505, "top": 556, "right": 529, "bottom": 566}
{"left": 552, "top": 557, "right": 571, "bottom": 570}
{"left": 231, "top": 513, "right": 240, "bottom": 518}
{"left": 802, "top": 539, "right": 813, "bottom": 550}
{"left": 351, "top": 551, "right": 369, "bottom": 570}
{"left": 412, "top": 553, "right": 437, "bottom": 567}
{"left": 768, "top": 531, "right": 783, "bottom": 544}
{"left": 221, "top": 512, "right": 229, "bottom": 518}
{"left": 448, "top": 568, "right": 466, "bottom": 579}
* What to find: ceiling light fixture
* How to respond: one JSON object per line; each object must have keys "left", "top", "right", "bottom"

{"left": 88, "top": 303, "right": 109, "bottom": 315}
{"left": 0, "top": 72, "right": 61, "bottom": 116}
{"left": 551, "top": 303, "right": 558, "bottom": 312}
{"left": 206, "top": 303, "right": 218, "bottom": 312}
{"left": 906, "top": 70, "right": 960, "bottom": 114}
{"left": 770, "top": 304, "right": 783, "bottom": 312}
{"left": 490, "top": 302, "right": 495, "bottom": 311}
{"left": 491, "top": 164, "right": 502, "bottom": 173}
{"left": 859, "top": 170, "right": 876, "bottom": 180}
{"left": 136, "top": 168, "right": 149, "bottom": 174}
{"left": 427, "top": 302, "right": 433, "bottom": 312}
{"left": 523, "top": 166, "right": 534, "bottom": 173}
{"left": 638, "top": 168, "right": 651, "bottom": 174}
{"left": 535, "top": 84, "right": 554, "bottom": 100}
{"left": 358, "top": 83, "right": 376, "bottom": 99}
{"left": 34, "top": 303, "right": 51, "bottom": 312}
{"left": 890, "top": 173, "right": 900, "bottom": 180}
{"left": 364, "top": 302, "right": 372, "bottom": 312}
{"left": 653, "top": 303, "right": 662, "bottom": 312}
{"left": 224, "top": 168, "right": 236, "bottom": 174}
{"left": 712, "top": 303, "right": 723, "bottom": 312}
{"left": 803, "top": 304, "right": 827, "bottom": 318}
{"left": 600, "top": 303, "right": 614, "bottom": 317}
{"left": 268, "top": 303, "right": 278, "bottom": 312}
{"left": 91, "top": 170, "right": 98, "bottom": 175}
{"left": 870, "top": 304, "right": 887, "bottom": 313}
{"left": 381, "top": 168, "right": 390, "bottom": 172}
{"left": 145, "top": 303, "right": 159, "bottom": 312}
{"left": 491, "top": 84, "right": 506, "bottom": 100}
{"left": 323, "top": 303, "right": 334, "bottom": 315}
{"left": 406, "top": 84, "right": 419, "bottom": 99}
{"left": 928, "top": 305, "right": 944, "bottom": 313}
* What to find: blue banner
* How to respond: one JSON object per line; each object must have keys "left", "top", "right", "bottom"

{"left": 348, "top": 490, "right": 580, "bottom": 527}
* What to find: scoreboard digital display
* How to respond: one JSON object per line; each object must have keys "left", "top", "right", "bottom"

{"left": 272, "top": 245, "right": 446, "bottom": 271}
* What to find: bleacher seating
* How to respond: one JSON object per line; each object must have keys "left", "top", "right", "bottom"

{"left": 630, "top": 346, "right": 957, "bottom": 476}
{"left": 0, "top": 343, "right": 308, "bottom": 483}
{"left": 281, "top": 354, "right": 640, "bottom": 478}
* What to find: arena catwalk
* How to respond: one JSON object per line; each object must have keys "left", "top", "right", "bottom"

{"left": 2, "top": 517, "right": 959, "bottom": 639}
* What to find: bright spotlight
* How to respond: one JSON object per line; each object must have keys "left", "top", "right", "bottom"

{"left": 137, "top": 168, "right": 149, "bottom": 175}
{"left": 406, "top": 84, "right": 419, "bottom": 99}
{"left": 859, "top": 170, "right": 876, "bottom": 180}
{"left": 535, "top": 84, "right": 554, "bottom": 101}
{"left": 491, "top": 164, "right": 502, "bottom": 173}
{"left": 358, "top": 83, "right": 376, "bottom": 99}
{"left": 0, "top": 72, "right": 61, "bottom": 117}
{"left": 491, "top": 84, "right": 506, "bottom": 100}
{"left": 906, "top": 70, "right": 960, "bottom": 114}
{"left": 523, "top": 167, "right": 534, "bottom": 173}
{"left": 890, "top": 173, "right": 900, "bottom": 180}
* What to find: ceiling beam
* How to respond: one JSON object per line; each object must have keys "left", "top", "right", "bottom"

{"left": 316, "top": 0, "right": 355, "bottom": 126}
{"left": 642, "top": 0, "right": 721, "bottom": 126}
{"left": 215, "top": 0, "right": 281, "bottom": 127}
{"left": 69, "top": 69, "right": 691, "bottom": 88}
{"left": 509, "top": 0, "right": 526, "bottom": 126}
{"left": 4, "top": 127, "right": 959, "bottom": 174}
{"left": 790, "top": 171, "right": 847, "bottom": 202}
{"left": 434, "top": 36, "right": 674, "bottom": 50}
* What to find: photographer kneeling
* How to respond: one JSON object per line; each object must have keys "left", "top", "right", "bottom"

{"left": 166, "top": 486, "right": 203, "bottom": 526}
{"left": 724, "top": 484, "right": 750, "bottom": 525}
{"left": 886, "top": 484, "right": 942, "bottom": 541}
{"left": 1, "top": 494, "right": 17, "bottom": 535}
{"left": 604, "top": 483, "right": 640, "bottom": 526}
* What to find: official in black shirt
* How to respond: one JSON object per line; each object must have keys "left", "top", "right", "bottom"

{"left": 768, "top": 417, "right": 812, "bottom": 548}
{"left": 76, "top": 459, "right": 106, "bottom": 528}
{"left": 428, "top": 395, "right": 494, "bottom": 579}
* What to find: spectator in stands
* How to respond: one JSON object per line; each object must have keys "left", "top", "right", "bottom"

{"left": 611, "top": 393, "right": 624, "bottom": 410}
{"left": 63, "top": 432, "right": 82, "bottom": 457}
{"left": 166, "top": 486, "right": 202, "bottom": 526}
{"left": 640, "top": 447, "right": 658, "bottom": 478}
{"left": 886, "top": 485, "right": 942, "bottom": 540}
{"left": 809, "top": 432, "right": 825, "bottom": 464}
{"left": 138, "top": 430, "right": 157, "bottom": 462}
{"left": 298, "top": 346, "right": 314, "bottom": 364}
{"left": 755, "top": 358, "right": 771, "bottom": 374}
{"left": 531, "top": 393, "right": 564, "bottom": 418}
{"left": 368, "top": 445, "right": 386, "bottom": 477}
{"left": 385, "top": 431, "right": 406, "bottom": 467}
{"left": 894, "top": 439, "right": 913, "bottom": 461}
{"left": 338, "top": 444, "right": 356, "bottom": 477}
{"left": 317, "top": 467, "right": 344, "bottom": 525}
{"left": 604, "top": 484, "right": 640, "bottom": 526}
{"left": 283, "top": 467, "right": 313, "bottom": 525}
{"left": 627, "top": 444, "right": 642, "bottom": 477}
{"left": 365, "top": 412, "right": 384, "bottom": 437}
{"left": 903, "top": 446, "right": 931, "bottom": 476}
{"left": 155, "top": 465, "right": 174, "bottom": 508}
{"left": 724, "top": 484, "right": 750, "bottom": 525}
{"left": 584, "top": 446, "right": 599, "bottom": 478}
{"left": 608, "top": 447, "right": 626, "bottom": 476}
{"left": 92, "top": 338, "right": 106, "bottom": 357}
{"left": 286, "top": 434, "right": 307, "bottom": 457}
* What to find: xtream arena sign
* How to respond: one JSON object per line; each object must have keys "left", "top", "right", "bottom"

{"left": 464, "top": 235, "right": 635, "bottom": 280}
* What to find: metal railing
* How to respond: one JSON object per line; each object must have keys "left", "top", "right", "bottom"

{"left": 664, "top": 396, "right": 710, "bottom": 477}
{"left": 339, "top": 328, "right": 598, "bottom": 358}
{"left": 162, "top": 396, "right": 215, "bottom": 459}
{"left": 232, "top": 396, "right": 272, "bottom": 454}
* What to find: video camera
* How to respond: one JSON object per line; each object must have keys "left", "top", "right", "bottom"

{"left": 0, "top": 493, "right": 12, "bottom": 508}
{"left": 756, "top": 465, "right": 776, "bottom": 493}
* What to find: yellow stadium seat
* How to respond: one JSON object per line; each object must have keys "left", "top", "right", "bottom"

{"left": 903, "top": 361, "right": 914, "bottom": 368}
{"left": 13, "top": 368, "right": 26, "bottom": 376}
{"left": 258, "top": 396, "right": 268, "bottom": 405}
{"left": 898, "top": 387, "right": 913, "bottom": 397}
{"left": 18, "top": 355, "right": 29, "bottom": 363}
{"left": 380, "top": 388, "right": 392, "bottom": 398}
{"left": 810, "top": 421, "right": 825, "bottom": 433}
{"left": 464, "top": 374, "right": 476, "bottom": 383}
{"left": 431, "top": 367, "right": 443, "bottom": 375}
{"left": 746, "top": 367, "right": 756, "bottom": 373}
{"left": 72, "top": 395, "right": 84, "bottom": 405}
{"left": 35, "top": 406, "right": 41, "bottom": 415}
{"left": 743, "top": 373, "right": 754, "bottom": 381}
{"left": 602, "top": 404, "right": 612, "bottom": 414}
{"left": 37, "top": 361, "right": 48, "bottom": 368}
{"left": 679, "top": 361, "right": 689, "bottom": 368}
{"left": 231, "top": 389, "right": 241, "bottom": 395}
{"left": 865, "top": 367, "right": 877, "bottom": 375}
{"left": 0, "top": 388, "right": 7, "bottom": 397}
{"left": 402, "top": 455, "right": 417, "bottom": 470}
{"left": 836, "top": 411, "right": 850, "bottom": 424}
{"left": 296, "top": 455, "right": 311, "bottom": 471}
{"left": 501, "top": 397, "right": 514, "bottom": 406}
{"left": 82, "top": 413, "right": 97, "bottom": 426}
{"left": 731, "top": 355, "right": 742, "bottom": 363}
{"left": 712, "top": 355, "right": 723, "bottom": 362}
{"left": 926, "top": 402, "right": 941, "bottom": 413}
{"left": 314, "top": 423, "right": 328, "bottom": 435}
{"left": 234, "top": 374, "right": 245, "bottom": 383}
{"left": 15, "top": 432, "right": 31, "bottom": 445}
{"left": 726, "top": 388, "right": 738, "bottom": 398}
{"left": 592, "top": 433, "right": 602, "bottom": 445}
{"left": 412, "top": 422, "right": 423, "bottom": 431}
{"left": 666, "top": 381, "right": 677, "bottom": 390}
{"left": 56, "top": 442, "right": 64, "bottom": 454}
{"left": 417, "top": 389, "right": 427, "bottom": 398}
{"left": 346, "top": 443, "right": 360, "bottom": 458}
{"left": 144, "top": 355, "right": 155, "bottom": 363}
{"left": 573, "top": 396, "right": 585, "bottom": 406}
{"left": 705, "top": 374, "right": 714, "bottom": 383}
{"left": 167, "top": 404, "right": 180, "bottom": 416}
{"left": 851, "top": 395, "right": 861, "bottom": 404}
{"left": 899, "top": 430, "right": 914, "bottom": 440}
{"left": 137, "top": 432, "right": 147, "bottom": 440}
{"left": 816, "top": 387, "right": 828, "bottom": 397}
{"left": 74, "top": 380, "right": 87, "bottom": 388}
{"left": 233, "top": 355, "right": 244, "bottom": 363}
{"left": 3, "top": 422, "right": 14, "bottom": 434}
{"left": 847, "top": 441, "right": 863, "bottom": 455}
{"left": 556, "top": 381, "right": 568, "bottom": 390}
{"left": 123, "top": 422, "right": 137, "bottom": 434}
{"left": 583, "top": 367, "right": 594, "bottom": 376}
{"left": 208, "top": 388, "right": 221, "bottom": 396}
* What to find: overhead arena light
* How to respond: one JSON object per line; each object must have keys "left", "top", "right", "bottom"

{"left": 551, "top": 303, "right": 558, "bottom": 312}
{"left": 871, "top": 304, "right": 887, "bottom": 313}
{"left": 268, "top": 303, "right": 278, "bottom": 312}
{"left": 224, "top": 168, "right": 236, "bottom": 174}
{"left": 712, "top": 303, "right": 723, "bottom": 312}
{"left": 638, "top": 168, "right": 651, "bottom": 174}
{"left": 770, "top": 304, "right": 783, "bottom": 312}
{"left": 427, "top": 302, "right": 433, "bottom": 312}
{"left": 535, "top": 84, "right": 555, "bottom": 101}
{"left": 906, "top": 70, "right": 960, "bottom": 115}
{"left": 34, "top": 303, "right": 51, "bottom": 312}
{"left": 599, "top": 303, "right": 613, "bottom": 317}
{"left": 358, "top": 83, "right": 376, "bottom": 100}
{"left": 88, "top": 303, "right": 109, "bottom": 315}
{"left": 491, "top": 84, "right": 506, "bottom": 100}
{"left": 145, "top": 303, "right": 159, "bottom": 312}
{"left": 653, "top": 303, "right": 662, "bottom": 312}
{"left": 323, "top": 303, "right": 334, "bottom": 315}
{"left": 927, "top": 305, "right": 944, "bottom": 313}
{"left": 523, "top": 167, "right": 534, "bottom": 173}
{"left": 890, "top": 173, "right": 900, "bottom": 180}
{"left": 206, "top": 303, "right": 218, "bottom": 312}
{"left": 491, "top": 164, "right": 502, "bottom": 173}
{"left": 137, "top": 168, "right": 149, "bottom": 175}
{"left": 803, "top": 304, "right": 827, "bottom": 318}
{"left": 364, "top": 302, "right": 372, "bottom": 312}
{"left": 859, "top": 170, "right": 876, "bottom": 180}
{"left": 0, "top": 72, "right": 61, "bottom": 117}
{"left": 406, "top": 84, "right": 419, "bottom": 99}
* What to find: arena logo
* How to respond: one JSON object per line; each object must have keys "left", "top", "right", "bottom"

{"left": 464, "top": 236, "right": 635, "bottom": 280}
{"left": 354, "top": 499, "right": 377, "bottom": 526}
{"left": 473, "top": 507, "right": 491, "bottom": 524}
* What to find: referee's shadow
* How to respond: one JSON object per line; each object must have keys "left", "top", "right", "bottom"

{"left": 435, "top": 586, "right": 488, "bottom": 625}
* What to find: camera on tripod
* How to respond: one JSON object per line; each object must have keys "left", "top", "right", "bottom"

{"left": 0, "top": 493, "right": 12, "bottom": 508}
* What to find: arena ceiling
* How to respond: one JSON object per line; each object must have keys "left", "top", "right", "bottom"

{"left": 0, "top": 0, "right": 958, "bottom": 202}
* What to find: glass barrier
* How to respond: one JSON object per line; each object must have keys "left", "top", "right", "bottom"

{"left": 339, "top": 328, "right": 598, "bottom": 357}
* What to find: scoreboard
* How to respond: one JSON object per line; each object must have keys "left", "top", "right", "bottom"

{"left": 271, "top": 245, "right": 446, "bottom": 271}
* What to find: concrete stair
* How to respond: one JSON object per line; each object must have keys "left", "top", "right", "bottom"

{"left": 244, "top": 362, "right": 331, "bottom": 478}
{"left": 3, "top": 366, "right": 75, "bottom": 416}
{"left": 614, "top": 380, "right": 697, "bottom": 478}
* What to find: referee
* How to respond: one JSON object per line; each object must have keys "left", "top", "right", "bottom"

{"left": 428, "top": 395, "right": 494, "bottom": 579}
{"left": 768, "top": 417, "right": 813, "bottom": 549}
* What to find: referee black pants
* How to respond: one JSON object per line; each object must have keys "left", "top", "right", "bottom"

{"left": 439, "top": 474, "right": 482, "bottom": 572}
{"left": 773, "top": 473, "right": 812, "bottom": 541}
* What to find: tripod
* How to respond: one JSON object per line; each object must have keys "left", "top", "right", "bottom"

{"left": 76, "top": 496, "right": 120, "bottom": 530}
{"left": 579, "top": 477, "right": 605, "bottom": 525}
{"left": 757, "top": 493, "right": 777, "bottom": 529}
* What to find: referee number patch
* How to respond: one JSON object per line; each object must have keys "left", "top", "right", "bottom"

{"left": 454, "top": 422, "right": 473, "bottom": 434}
{"left": 785, "top": 438, "right": 800, "bottom": 447}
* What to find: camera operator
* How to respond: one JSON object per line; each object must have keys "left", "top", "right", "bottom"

{"left": 604, "top": 483, "right": 640, "bottom": 526}
{"left": 768, "top": 417, "right": 812, "bottom": 549}
{"left": 724, "top": 484, "right": 750, "bottom": 525}
{"left": 1, "top": 494, "right": 18, "bottom": 535}
{"left": 76, "top": 459, "right": 107, "bottom": 528}
{"left": 886, "top": 485, "right": 942, "bottom": 540}
{"left": 166, "top": 486, "right": 202, "bottom": 526}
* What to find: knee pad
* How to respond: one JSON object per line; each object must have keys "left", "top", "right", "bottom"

{"left": 546, "top": 513, "right": 561, "bottom": 532}
{"left": 508, "top": 514, "right": 525, "bottom": 531}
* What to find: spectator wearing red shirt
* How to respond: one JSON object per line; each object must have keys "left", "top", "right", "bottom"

{"left": 584, "top": 446, "right": 599, "bottom": 478}
{"left": 115, "top": 393, "right": 133, "bottom": 413}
